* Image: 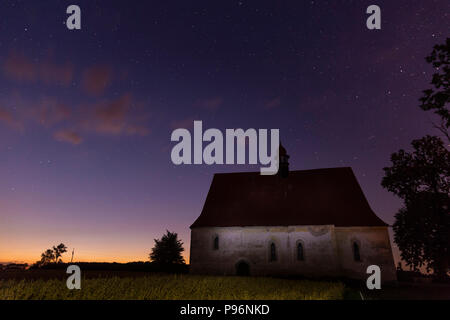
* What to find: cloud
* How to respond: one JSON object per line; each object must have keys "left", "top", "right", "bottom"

{"left": 0, "top": 107, "right": 23, "bottom": 130}
{"left": 3, "top": 52, "right": 35, "bottom": 82}
{"left": 265, "top": 97, "right": 281, "bottom": 109}
{"left": 3, "top": 51, "right": 73, "bottom": 86}
{"left": 51, "top": 94, "right": 149, "bottom": 144}
{"left": 54, "top": 130, "right": 83, "bottom": 145}
{"left": 83, "top": 94, "right": 149, "bottom": 136}
{"left": 0, "top": 94, "right": 71, "bottom": 130}
{"left": 31, "top": 97, "right": 71, "bottom": 127}
{"left": 92, "top": 94, "right": 132, "bottom": 134}
{"left": 39, "top": 62, "right": 73, "bottom": 86}
{"left": 82, "top": 65, "right": 112, "bottom": 95}
{"left": 197, "top": 97, "right": 223, "bottom": 111}
{"left": 0, "top": 92, "right": 150, "bottom": 143}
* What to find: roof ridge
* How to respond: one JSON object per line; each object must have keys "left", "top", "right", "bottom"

{"left": 213, "top": 166, "right": 353, "bottom": 176}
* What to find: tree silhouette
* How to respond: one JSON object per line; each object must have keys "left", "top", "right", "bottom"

{"left": 53, "top": 243, "right": 68, "bottom": 263}
{"left": 420, "top": 38, "right": 450, "bottom": 142}
{"left": 38, "top": 243, "right": 68, "bottom": 266}
{"left": 40, "top": 249, "right": 55, "bottom": 265}
{"left": 382, "top": 136, "right": 450, "bottom": 279}
{"left": 150, "top": 231, "right": 185, "bottom": 265}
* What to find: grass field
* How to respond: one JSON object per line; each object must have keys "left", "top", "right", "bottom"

{"left": 0, "top": 274, "right": 346, "bottom": 300}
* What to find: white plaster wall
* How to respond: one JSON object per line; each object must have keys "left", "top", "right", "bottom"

{"left": 190, "top": 225, "right": 397, "bottom": 283}
{"left": 334, "top": 227, "right": 397, "bottom": 282}
{"left": 190, "top": 225, "right": 339, "bottom": 277}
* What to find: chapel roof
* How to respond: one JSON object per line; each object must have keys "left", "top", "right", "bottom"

{"left": 190, "top": 167, "right": 388, "bottom": 228}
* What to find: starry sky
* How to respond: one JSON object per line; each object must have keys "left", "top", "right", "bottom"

{"left": 0, "top": 0, "right": 448, "bottom": 264}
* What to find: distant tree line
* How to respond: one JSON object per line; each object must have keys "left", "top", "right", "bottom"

{"left": 30, "top": 261, "right": 188, "bottom": 273}
{"left": 32, "top": 230, "right": 187, "bottom": 273}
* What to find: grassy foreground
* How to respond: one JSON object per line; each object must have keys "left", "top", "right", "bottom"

{"left": 0, "top": 274, "right": 345, "bottom": 300}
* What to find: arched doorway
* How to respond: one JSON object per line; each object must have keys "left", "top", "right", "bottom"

{"left": 236, "top": 260, "right": 250, "bottom": 276}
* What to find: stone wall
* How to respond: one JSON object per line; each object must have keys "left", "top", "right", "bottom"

{"left": 334, "top": 227, "right": 397, "bottom": 282}
{"left": 190, "top": 225, "right": 397, "bottom": 282}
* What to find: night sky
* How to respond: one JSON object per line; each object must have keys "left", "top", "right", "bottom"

{"left": 0, "top": 0, "right": 448, "bottom": 264}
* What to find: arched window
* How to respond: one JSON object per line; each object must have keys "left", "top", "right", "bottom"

{"left": 269, "top": 243, "right": 277, "bottom": 262}
{"left": 297, "top": 243, "right": 304, "bottom": 261}
{"left": 213, "top": 236, "right": 219, "bottom": 250}
{"left": 353, "top": 242, "right": 361, "bottom": 261}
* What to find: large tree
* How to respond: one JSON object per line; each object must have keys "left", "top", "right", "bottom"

{"left": 420, "top": 38, "right": 450, "bottom": 142}
{"left": 382, "top": 136, "right": 450, "bottom": 278}
{"left": 150, "top": 231, "right": 185, "bottom": 265}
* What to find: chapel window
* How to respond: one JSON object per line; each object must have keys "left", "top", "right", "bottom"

{"left": 269, "top": 242, "right": 277, "bottom": 261}
{"left": 353, "top": 242, "right": 361, "bottom": 261}
{"left": 213, "top": 236, "right": 219, "bottom": 250}
{"left": 297, "top": 243, "right": 304, "bottom": 261}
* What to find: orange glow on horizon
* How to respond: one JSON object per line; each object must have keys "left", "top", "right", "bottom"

{"left": 0, "top": 250, "right": 190, "bottom": 265}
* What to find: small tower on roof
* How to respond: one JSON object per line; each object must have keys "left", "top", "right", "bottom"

{"left": 278, "top": 143, "right": 289, "bottom": 178}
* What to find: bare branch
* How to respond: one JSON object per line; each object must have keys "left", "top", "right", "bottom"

{"left": 432, "top": 119, "right": 450, "bottom": 145}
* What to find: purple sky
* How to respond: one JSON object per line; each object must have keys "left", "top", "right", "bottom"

{"left": 0, "top": 0, "right": 448, "bottom": 263}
